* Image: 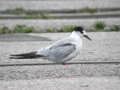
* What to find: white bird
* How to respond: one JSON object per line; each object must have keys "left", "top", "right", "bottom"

{"left": 10, "top": 26, "right": 91, "bottom": 65}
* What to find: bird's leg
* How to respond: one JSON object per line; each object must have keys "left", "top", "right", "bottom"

{"left": 62, "top": 62, "right": 67, "bottom": 65}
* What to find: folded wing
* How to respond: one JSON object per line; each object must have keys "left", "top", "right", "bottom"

{"left": 47, "top": 43, "right": 76, "bottom": 60}
{"left": 10, "top": 51, "right": 44, "bottom": 59}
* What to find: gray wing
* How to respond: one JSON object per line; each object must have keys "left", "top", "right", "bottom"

{"left": 48, "top": 42, "right": 76, "bottom": 60}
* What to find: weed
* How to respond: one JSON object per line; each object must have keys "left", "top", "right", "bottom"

{"left": 6, "top": 8, "right": 25, "bottom": 15}
{"left": 13, "top": 25, "right": 34, "bottom": 33}
{"left": 3, "top": 7, "right": 98, "bottom": 15}
{"left": 80, "top": 7, "right": 97, "bottom": 13}
{"left": 58, "top": 26, "right": 75, "bottom": 32}
{"left": 94, "top": 21, "right": 106, "bottom": 31}
{"left": 40, "top": 12, "right": 49, "bottom": 19}
{"left": 0, "top": 16, "right": 4, "bottom": 19}
{"left": 0, "top": 23, "right": 119, "bottom": 34}
{"left": 13, "top": 25, "right": 25, "bottom": 33}
{"left": 25, "top": 10, "right": 37, "bottom": 15}
{"left": 0, "top": 26, "right": 11, "bottom": 34}
{"left": 110, "top": 25, "right": 120, "bottom": 31}
{"left": 47, "top": 28, "right": 54, "bottom": 32}
{"left": 23, "top": 26, "right": 35, "bottom": 33}
{"left": 66, "top": 7, "right": 97, "bottom": 13}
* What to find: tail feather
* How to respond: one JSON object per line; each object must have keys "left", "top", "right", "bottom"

{"left": 10, "top": 51, "right": 44, "bottom": 59}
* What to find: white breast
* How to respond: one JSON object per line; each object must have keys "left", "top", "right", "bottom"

{"left": 62, "top": 31, "right": 83, "bottom": 62}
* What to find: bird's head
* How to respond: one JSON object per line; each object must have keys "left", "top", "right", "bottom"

{"left": 73, "top": 26, "right": 92, "bottom": 41}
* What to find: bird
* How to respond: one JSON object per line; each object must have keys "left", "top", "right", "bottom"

{"left": 10, "top": 26, "right": 92, "bottom": 65}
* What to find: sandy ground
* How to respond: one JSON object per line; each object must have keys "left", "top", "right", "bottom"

{"left": 0, "top": 32, "right": 120, "bottom": 89}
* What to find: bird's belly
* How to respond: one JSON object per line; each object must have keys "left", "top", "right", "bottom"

{"left": 63, "top": 50, "right": 79, "bottom": 62}
{"left": 46, "top": 43, "right": 82, "bottom": 63}
{"left": 49, "top": 50, "right": 79, "bottom": 63}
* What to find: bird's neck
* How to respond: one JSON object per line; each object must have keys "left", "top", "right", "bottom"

{"left": 70, "top": 31, "right": 83, "bottom": 49}
{"left": 70, "top": 31, "right": 82, "bottom": 41}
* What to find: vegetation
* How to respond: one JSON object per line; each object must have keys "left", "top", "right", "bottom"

{"left": 93, "top": 21, "right": 106, "bottom": 31}
{"left": 0, "top": 23, "right": 120, "bottom": 34}
{"left": 0, "top": 8, "right": 54, "bottom": 19}
{"left": 78, "top": 7, "right": 97, "bottom": 13}
{"left": 23, "top": 15, "right": 49, "bottom": 19}
{"left": 109, "top": 25, "right": 120, "bottom": 31}
{"left": 3, "top": 7, "right": 98, "bottom": 15}
{"left": 0, "top": 25, "right": 35, "bottom": 34}
{"left": 57, "top": 26, "right": 75, "bottom": 32}
{"left": 46, "top": 26, "right": 75, "bottom": 32}
{"left": 5, "top": 8, "right": 35, "bottom": 15}
{"left": 0, "top": 26, "right": 10, "bottom": 34}
{"left": 0, "top": 7, "right": 113, "bottom": 19}
{"left": 13, "top": 25, "right": 35, "bottom": 33}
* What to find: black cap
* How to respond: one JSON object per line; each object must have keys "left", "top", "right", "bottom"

{"left": 74, "top": 26, "right": 84, "bottom": 33}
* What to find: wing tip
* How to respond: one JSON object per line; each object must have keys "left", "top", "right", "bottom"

{"left": 9, "top": 55, "right": 22, "bottom": 59}
{"left": 9, "top": 51, "right": 45, "bottom": 59}
{"left": 10, "top": 54, "right": 18, "bottom": 56}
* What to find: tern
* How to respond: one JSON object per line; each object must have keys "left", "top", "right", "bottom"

{"left": 10, "top": 26, "right": 92, "bottom": 65}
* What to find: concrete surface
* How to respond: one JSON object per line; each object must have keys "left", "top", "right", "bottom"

{"left": 0, "top": 77, "right": 120, "bottom": 90}
{"left": 0, "top": 0, "right": 120, "bottom": 89}
{"left": 1, "top": 12, "right": 120, "bottom": 19}
{"left": 0, "top": 32, "right": 120, "bottom": 89}
{"left": 0, "top": 0, "right": 120, "bottom": 10}
{"left": 0, "top": 34, "right": 51, "bottom": 42}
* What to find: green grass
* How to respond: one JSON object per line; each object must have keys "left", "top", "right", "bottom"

{"left": 46, "top": 28, "right": 55, "bottom": 32}
{"left": 80, "top": 7, "right": 97, "bottom": 13}
{"left": 3, "top": 7, "right": 98, "bottom": 15}
{"left": 0, "top": 16, "right": 4, "bottom": 19}
{"left": 5, "top": 8, "right": 38, "bottom": 15}
{"left": 0, "top": 26, "right": 10, "bottom": 34}
{"left": 23, "top": 15, "right": 42, "bottom": 19}
{"left": 0, "top": 7, "right": 99, "bottom": 19}
{"left": 0, "top": 23, "right": 120, "bottom": 34}
{"left": 0, "top": 25, "right": 35, "bottom": 34}
{"left": 87, "top": 22, "right": 120, "bottom": 32}
{"left": 109, "top": 25, "right": 120, "bottom": 31}
{"left": 5, "top": 8, "right": 25, "bottom": 15}
{"left": 13, "top": 25, "right": 35, "bottom": 33}
{"left": 46, "top": 26, "right": 75, "bottom": 32}
{"left": 2, "top": 8, "right": 54, "bottom": 19}
{"left": 23, "top": 12, "right": 51, "bottom": 19}
{"left": 58, "top": 26, "right": 75, "bottom": 32}
{"left": 0, "top": 15, "right": 57, "bottom": 20}
{"left": 59, "top": 7, "right": 97, "bottom": 13}
{"left": 94, "top": 21, "right": 106, "bottom": 31}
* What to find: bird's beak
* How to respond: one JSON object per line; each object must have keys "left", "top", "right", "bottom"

{"left": 83, "top": 30, "right": 92, "bottom": 41}
{"left": 83, "top": 35, "right": 92, "bottom": 41}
